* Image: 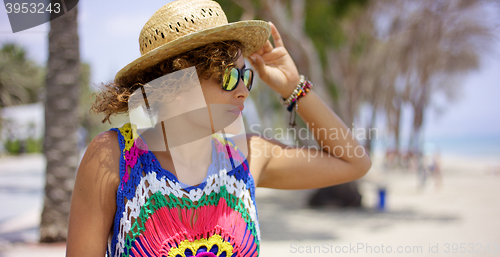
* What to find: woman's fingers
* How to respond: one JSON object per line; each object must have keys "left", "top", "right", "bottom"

{"left": 255, "top": 47, "right": 265, "bottom": 56}
{"left": 262, "top": 40, "right": 273, "bottom": 53}
{"left": 248, "top": 53, "right": 268, "bottom": 78}
{"left": 269, "top": 22, "right": 284, "bottom": 48}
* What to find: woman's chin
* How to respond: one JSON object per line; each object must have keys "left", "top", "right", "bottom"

{"left": 219, "top": 115, "right": 244, "bottom": 135}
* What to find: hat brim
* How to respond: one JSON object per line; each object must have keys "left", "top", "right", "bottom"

{"left": 115, "top": 20, "right": 271, "bottom": 83}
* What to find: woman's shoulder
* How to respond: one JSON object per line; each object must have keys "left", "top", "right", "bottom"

{"left": 79, "top": 130, "right": 122, "bottom": 184}
{"left": 90, "top": 130, "right": 120, "bottom": 150}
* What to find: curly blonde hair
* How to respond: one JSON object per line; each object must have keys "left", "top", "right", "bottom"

{"left": 91, "top": 41, "right": 243, "bottom": 123}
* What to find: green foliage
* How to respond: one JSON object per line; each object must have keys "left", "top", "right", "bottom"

{"left": 304, "top": 0, "right": 368, "bottom": 65}
{"left": 2, "top": 137, "right": 41, "bottom": 154}
{"left": 215, "top": 0, "right": 244, "bottom": 22}
{"left": 4, "top": 138, "right": 21, "bottom": 154}
{"left": 216, "top": 0, "right": 266, "bottom": 21}
{"left": 25, "top": 137, "right": 42, "bottom": 153}
{"left": 326, "top": 80, "right": 340, "bottom": 101}
{"left": 331, "top": 0, "right": 369, "bottom": 17}
{"left": 0, "top": 43, "right": 44, "bottom": 107}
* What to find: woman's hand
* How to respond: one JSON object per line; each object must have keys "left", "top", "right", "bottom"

{"left": 247, "top": 22, "right": 300, "bottom": 98}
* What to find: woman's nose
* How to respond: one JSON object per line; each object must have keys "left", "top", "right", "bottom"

{"left": 234, "top": 77, "right": 249, "bottom": 99}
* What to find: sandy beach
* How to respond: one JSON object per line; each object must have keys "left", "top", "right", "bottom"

{"left": 259, "top": 154, "right": 500, "bottom": 256}
{"left": 0, "top": 153, "right": 499, "bottom": 256}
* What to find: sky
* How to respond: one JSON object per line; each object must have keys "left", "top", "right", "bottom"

{"left": 1, "top": 0, "right": 499, "bottom": 143}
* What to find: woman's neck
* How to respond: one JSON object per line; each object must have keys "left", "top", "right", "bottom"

{"left": 143, "top": 120, "right": 214, "bottom": 186}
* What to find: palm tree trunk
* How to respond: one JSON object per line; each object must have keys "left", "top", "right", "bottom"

{"left": 40, "top": 3, "right": 80, "bottom": 242}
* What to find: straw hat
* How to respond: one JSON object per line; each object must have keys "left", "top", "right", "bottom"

{"left": 115, "top": 0, "right": 271, "bottom": 83}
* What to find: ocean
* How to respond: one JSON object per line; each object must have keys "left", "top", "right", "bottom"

{"left": 371, "top": 133, "right": 500, "bottom": 162}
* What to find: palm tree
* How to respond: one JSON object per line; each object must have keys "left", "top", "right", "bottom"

{"left": 0, "top": 43, "right": 43, "bottom": 146}
{"left": 0, "top": 43, "right": 43, "bottom": 107}
{"left": 369, "top": 0, "right": 494, "bottom": 166}
{"left": 40, "top": 2, "right": 81, "bottom": 242}
{"left": 399, "top": 0, "right": 492, "bottom": 155}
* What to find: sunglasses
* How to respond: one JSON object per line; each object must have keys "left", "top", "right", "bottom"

{"left": 222, "top": 67, "right": 254, "bottom": 91}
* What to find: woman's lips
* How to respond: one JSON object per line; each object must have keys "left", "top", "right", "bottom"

{"left": 228, "top": 105, "right": 244, "bottom": 115}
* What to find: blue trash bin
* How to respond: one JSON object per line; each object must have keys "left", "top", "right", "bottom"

{"left": 378, "top": 187, "right": 386, "bottom": 211}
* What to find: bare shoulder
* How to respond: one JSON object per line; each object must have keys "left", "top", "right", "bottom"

{"left": 80, "top": 130, "right": 121, "bottom": 181}
{"left": 88, "top": 130, "right": 120, "bottom": 154}
{"left": 67, "top": 130, "right": 121, "bottom": 256}
{"left": 75, "top": 129, "right": 121, "bottom": 204}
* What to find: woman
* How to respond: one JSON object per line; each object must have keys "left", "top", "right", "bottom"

{"left": 66, "top": 0, "right": 371, "bottom": 256}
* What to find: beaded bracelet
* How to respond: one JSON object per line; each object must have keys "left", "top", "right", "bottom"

{"left": 282, "top": 75, "right": 306, "bottom": 106}
{"left": 281, "top": 75, "right": 314, "bottom": 127}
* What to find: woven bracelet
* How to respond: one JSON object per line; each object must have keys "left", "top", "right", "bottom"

{"left": 281, "top": 75, "right": 314, "bottom": 127}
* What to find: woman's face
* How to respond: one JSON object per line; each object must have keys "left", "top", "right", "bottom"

{"left": 153, "top": 54, "right": 248, "bottom": 136}
{"left": 199, "top": 55, "right": 249, "bottom": 134}
{"left": 200, "top": 55, "right": 249, "bottom": 111}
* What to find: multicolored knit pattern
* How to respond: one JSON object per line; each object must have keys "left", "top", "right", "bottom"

{"left": 107, "top": 123, "right": 260, "bottom": 257}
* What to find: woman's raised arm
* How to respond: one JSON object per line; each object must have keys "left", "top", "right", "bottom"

{"left": 247, "top": 22, "right": 372, "bottom": 189}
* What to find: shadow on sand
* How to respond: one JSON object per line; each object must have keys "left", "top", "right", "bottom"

{"left": 256, "top": 190, "right": 459, "bottom": 241}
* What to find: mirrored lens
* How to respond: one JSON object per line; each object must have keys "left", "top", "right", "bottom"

{"left": 223, "top": 68, "right": 239, "bottom": 91}
{"left": 243, "top": 69, "right": 253, "bottom": 91}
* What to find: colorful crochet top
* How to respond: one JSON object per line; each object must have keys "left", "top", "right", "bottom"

{"left": 107, "top": 123, "right": 260, "bottom": 257}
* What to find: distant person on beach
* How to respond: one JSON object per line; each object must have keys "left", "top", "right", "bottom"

{"left": 428, "top": 151, "right": 442, "bottom": 189}
{"left": 65, "top": 1, "right": 372, "bottom": 256}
